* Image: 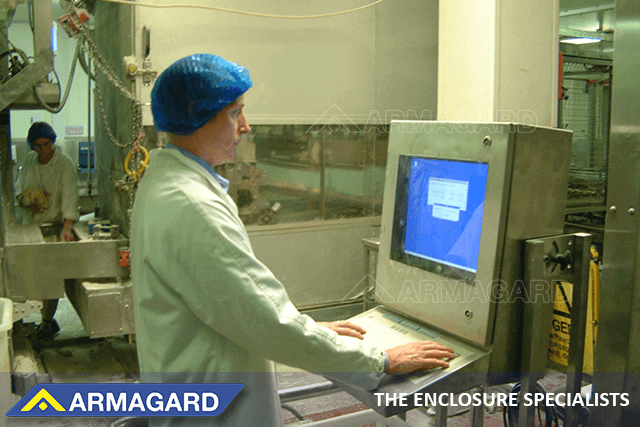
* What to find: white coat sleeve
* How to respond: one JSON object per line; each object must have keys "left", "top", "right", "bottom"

{"left": 14, "top": 156, "right": 34, "bottom": 197}
{"left": 14, "top": 159, "right": 34, "bottom": 224}
{"left": 15, "top": 167, "right": 24, "bottom": 196}
{"left": 160, "top": 191, "right": 386, "bottom": 389}
{"left": 59, "top": 157, "right": 79, "bottom": 222}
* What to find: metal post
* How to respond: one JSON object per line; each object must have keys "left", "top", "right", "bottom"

{"left": 519, "top": 237, "right": 556, "bottom": 427}
{"left": 87, "top": 54, "right": 92, "bottom": 194}
{"left": 0, "top": 111, "right": 14, "bottom": 229}
{"left": 589, "top": 2, "right": 640, "bottom": 425}
{"left": 363, "top": 240, "right": 371, "bottom": 312}
{"left": 362, "top": 237, "right": 379, "bottom": 312}
{"left": 434, "top": 395, "right": 448, "bottom": 427}
{"left": 563, "top": 234, "right": 591, "bottom": 427}
{"left": 469, "top": 386, "right": 485, "bottom": 427}
{"left": 0, "top": 21, "right": 6, "bottom": 254}
{"left": 319, "top": 128, "right": 326, "bottom": 219}
{"left": 519, "top": 233, "right": 591, "bottom": 427}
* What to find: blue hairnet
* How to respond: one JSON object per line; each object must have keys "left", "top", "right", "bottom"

{"left": 151, "top": 54, "right": 252, "bottom": 136}
{"left": 27, "top": 122, "right": 57, "bottom": 149}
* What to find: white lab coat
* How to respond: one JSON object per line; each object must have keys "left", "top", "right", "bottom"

{"left": 131, "top": 148, "right": 386, "bottom": 427}
{"left": 15, "top": 148, "right": 79, "bottom": 225}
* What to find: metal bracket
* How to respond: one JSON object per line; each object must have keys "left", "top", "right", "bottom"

{"left": 543, "top": 239, "right": 574, "bottom": 272}
{"left": 141, "top": 58, "right": 157, "bottom": 86}
{"left": 0, "top": 0, "right": 54, "bottom": 111}
{"left": 13, "top": 300, "right": 43, "bottom": 322}
{"left": 124, "top": 55, "right": 157, "bottom": 87}
{"left": 58, "top": 8, "right": 90, "bottom": 37}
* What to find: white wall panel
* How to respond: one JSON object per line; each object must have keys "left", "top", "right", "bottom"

{"left": 137, "top": 0, "right": 437, "bottom": 125}
{"left": 437, "top": 0, "right": 559, "bottom": 126}
{"left": 375, "top": 0, "right": 438, "bottom": 120}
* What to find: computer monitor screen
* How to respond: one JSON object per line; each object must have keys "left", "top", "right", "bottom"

{"left": 390, "top": 156, "right": 489, "bottom": 283}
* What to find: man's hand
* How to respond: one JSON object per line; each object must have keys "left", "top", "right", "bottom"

{"left": 318, "top": 321, "right": 367, "bottom": 340}
{"left": 385, "top": 341, "right": 455, "bottom": 374}
{"left": 60, "top": 219, "right": 76, "bottom": 242}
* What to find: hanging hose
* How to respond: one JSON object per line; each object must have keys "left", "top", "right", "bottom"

{"left": 502, "top": 382, "right": 560, "bottom": 427}
{"left": 32, "top": 42, "right": 82, "bottom": 113}
{"left": 280, "top": 404, "right": 306, "bottom": 421}
{"left": 77, "top": 43, "right": 97, "bottom": 81}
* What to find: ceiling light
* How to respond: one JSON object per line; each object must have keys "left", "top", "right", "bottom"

{"left": 561, "top": 37, "right": 602, "bottom": 45}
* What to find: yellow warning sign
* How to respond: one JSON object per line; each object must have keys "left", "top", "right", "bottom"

{"left": 547, "top": 256, "right": 600, "bottom": 372}
{"left": 548, "top": 281, "right": 572, "bottom": 365}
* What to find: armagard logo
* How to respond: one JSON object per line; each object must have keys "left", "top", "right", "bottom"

{"left": 20, "top": 388, "right": 66, "bottom": 412}
{"left": 7, "top": 383, "right": 243, "bottom": 417}
{"left": 342, "top": 275, "right": 396, "bottom": 304}
{"left": 307, "top": 104, "right": 361, "bottom": 133}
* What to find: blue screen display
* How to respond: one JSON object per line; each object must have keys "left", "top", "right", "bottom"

{"left": 404, "top": 158, "right": 489, "bottom": 273}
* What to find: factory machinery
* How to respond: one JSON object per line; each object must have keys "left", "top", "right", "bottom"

{"left": 0, "top": 0, "right": 140, "bottom": 341}
{"left": 560, "top": 51, "right": 612, "bottom": 247}
{"left": 0, "top": 0, "right": 390, "bottom": 400}
{"left": 0, "top": 2, "right": 623, "bottom": 427}
{"left": 0, "top": 0, "right": 387, "bottom": 344}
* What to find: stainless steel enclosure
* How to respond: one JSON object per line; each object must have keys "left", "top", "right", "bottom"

{"left": 3, "top": 223, "right": 127, "bottom": 300}
{"left": 376, "top": 122, "right": 572, "bottom": 382}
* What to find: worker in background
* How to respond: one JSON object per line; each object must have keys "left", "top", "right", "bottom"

{"left": 131, "top": 53, "right": 455, "bottom": 427}
{"left": 15, "top": 121, "right": 79, "bottom": 340}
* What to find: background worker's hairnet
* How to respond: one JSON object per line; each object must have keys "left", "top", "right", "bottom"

{"left": 27, "top": 122, "right": 57, "bottom": 149}
{"left": 151, "top": 54, "right": 253, "bottom": 136}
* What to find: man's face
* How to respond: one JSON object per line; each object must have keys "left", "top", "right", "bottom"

{"left": 32, "top": 138, "right": 55, "bottom": 164}
{"left": 199, "top": 96, "right": 251, "bottom": 166}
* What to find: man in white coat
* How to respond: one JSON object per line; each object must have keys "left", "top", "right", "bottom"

{"left": 15, "top": 121, "right": 79, "bottom": 340}
{"left": 131, "top": 53, "right": 454, "bottom": 426}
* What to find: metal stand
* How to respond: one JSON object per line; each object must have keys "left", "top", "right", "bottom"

{"left": 362, "top": 237, "right": 380, "bottom": 311}
{"left": 434, "top": 401, "right": 448, "bottom": 427}
{"left": 519, "top": 233, "right": 591, "bottom": 427}
{"left": 430, "top": 388, "right": 485, "bottom": 427}
{"left": 469, "top": 386, "right": 486, "bottom": 427}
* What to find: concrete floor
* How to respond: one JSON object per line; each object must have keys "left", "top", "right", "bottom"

{"left": 3, "top": 297, "right": 134, "bottom": 427}
{"left": 2, "top": 297, "right": 575, "bottom": 427}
